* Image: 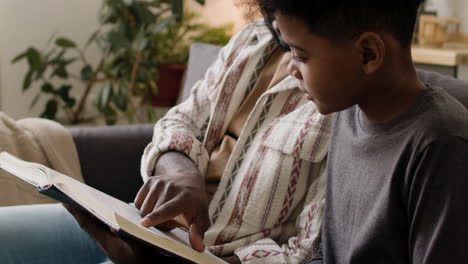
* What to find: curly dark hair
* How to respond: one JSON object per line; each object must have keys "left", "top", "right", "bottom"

{"left": 237, "top": 0, "right": 424, "bottom": 47}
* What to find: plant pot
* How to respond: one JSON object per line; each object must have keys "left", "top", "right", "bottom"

{"left": 152, "top": 64, "right": 186, "bottom": 107}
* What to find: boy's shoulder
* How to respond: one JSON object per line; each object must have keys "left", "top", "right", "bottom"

{"left": 412, "top": 85, "right": 468, "bottom": 143}
{"left": 333, "top": 85, "right": 468, "bottom": 149}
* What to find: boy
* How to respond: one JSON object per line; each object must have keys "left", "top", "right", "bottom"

{"left": 256, "top": 0, "right": 468, "bottom": 263}
{"left": 3, "top": 2, "right": 467, "bottom": 264}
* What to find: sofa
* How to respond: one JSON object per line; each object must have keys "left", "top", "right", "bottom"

{"left": 69, "top": 43, "right": 468, "bottom": 203}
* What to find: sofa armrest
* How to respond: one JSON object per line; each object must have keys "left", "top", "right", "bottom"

{"left": 69, "top": 124, "right": 154, "bottom": 202}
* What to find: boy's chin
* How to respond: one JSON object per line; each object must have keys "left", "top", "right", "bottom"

{"left": 315, "top": 103, "right": 344, "bottom": 116}
{"left": 315, "top": 104, "right": 334, "bottom": 115}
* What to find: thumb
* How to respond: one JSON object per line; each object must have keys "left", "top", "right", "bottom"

{"left": 188, "top": 214, "right": 210, "bottom": 252}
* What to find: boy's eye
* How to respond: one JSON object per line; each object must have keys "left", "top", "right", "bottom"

{"left": 291, "top": 51, "right": 306, "bottom": 62}
{"left": 279, "top": 41, "right": 291, "bottom": 52}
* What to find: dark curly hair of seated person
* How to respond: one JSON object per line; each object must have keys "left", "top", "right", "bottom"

{"left": 237, "top": 0, "right": 425, "bottom": 48}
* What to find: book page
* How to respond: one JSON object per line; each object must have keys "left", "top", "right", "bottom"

{"left": 115, "top": 214, "right": 227, "bottom": 264}
{"left": 0, "top": 152, "right": 50, "bottom": 188}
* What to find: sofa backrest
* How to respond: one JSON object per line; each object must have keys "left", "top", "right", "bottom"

{"left": 178, "top": 43, "right": 222, "bottom": 103}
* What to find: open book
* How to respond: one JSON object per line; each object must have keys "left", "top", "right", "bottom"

{"left": 0, "top": 152, "right": 226, "bottom": 264}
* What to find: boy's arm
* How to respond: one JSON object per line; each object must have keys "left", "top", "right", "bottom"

{"left": 407, "top": 136, "right": 468, "bottom": 263}
{"left": 234, "top": 166, "right": 326, "bottom": 264}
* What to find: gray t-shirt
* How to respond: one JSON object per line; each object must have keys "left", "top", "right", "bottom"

{"left": 323, "top": 85, "right": 468, "bottom": 263}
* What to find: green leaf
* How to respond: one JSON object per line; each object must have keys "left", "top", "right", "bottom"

{"left": 23, "top": 68, "right": 34, "bottom": 91}
{"left": 40, "top": 99, "right": 58, "bottom": 120}
{"left": 62, "top": 58, "right": 77, "bottom": 66}
{"left": 51, "top": 65, "right": 68, "bottom": 79}
{"left": 66, "top": 98, "right": 76, "bottom": 107}
{"left": 26, "top": 48, "right": 42, "bottom": 69}
{"left": 151, "top": 16, "right": 175, "bottom": 34}
{"left": 106, "top": 119, "right": 117, "bottom": 125}
{"left": 113, "top": 94, "right": 128, "bottom": 112}
{"left": 24, "top": 48, "right": 45, "bottom": 80}
{"left": 146, "top": 1, "right": 163, "bottom": 8}
{"left": 80, "top": 64, "right": 94, "bottom": 81}
{"left": 150, "top": 80, "right": 158, "bottom": 94}
{"left": 133, "top": 28, "right": 146, "bottom": 51}
{"left": 100, "top": 5, "right": 118, "bottom": 24}
{"left": 100, "top": 105, "right": 117, "bottom": 125}
{"left": 171, "top": 0, "right": 183, "bottom": 22}
{"left": 146, "top": 105, "right": 157, "bottom": 123}
{"left": 41, "top": 82, "right": 54, "bottom": 93}
{"left": 97, "top": 82, "right": 114, "bottom": 111}
{"left": 44, "top": 49, "right": 56, "bottom": 60}
{"left": 55, "top": 37, "right": 76, "bottom": 48}
{"left": 106, "top": 29, "right": 129, "bottom": 51}
{"left": 57, "top": 84, "right": 71, "bottom": 99}
{"left": 195, "top": 0, "right": 205, "bottom": 5}
{"left": 51, "top": 50, "right": 66, "bottom": 64}
{"left": 48, "top": 58, "right": 75, "bottom": 79}
{"left": 35, "top": 64, "right": 47, "bottom": 80}
{"left": 30, "top": 92, "right": 41, "bottom": 110}
{"left": 85, "top": 29, "right": 101, "bottom": 49}
{"left": 114, "top": 81, "right": 128, "bottom": 112}
{"left": 57, "top": 85, "right": 76, "bottom": 107}
{"left": 109, "top": 57, "right": 127, "bottom": 77}
{"left": 131, "top": 2, "right": 157, "bottom": 25}
{"left": 139, "top": 37, "right": 149, "bottom": 51}
{"left": 11, "top": 50, "right": 28, "bottom": 64}
{"left": 45, "top": 31, "right": 59, "bottom": 49}
{"left": 126, "top": 110, "right": 135, "bottom": 124}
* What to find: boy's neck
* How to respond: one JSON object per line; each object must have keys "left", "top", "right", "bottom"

{"left": 358, "top": 55, "right": 426, "bottom": 124}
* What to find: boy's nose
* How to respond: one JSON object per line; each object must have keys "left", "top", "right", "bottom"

{"left": 287, "top": 61, "right": 302, "bottom": 80}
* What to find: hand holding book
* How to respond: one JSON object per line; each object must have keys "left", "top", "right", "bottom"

{"left": 63, "top": 203, "right": 164, "bottom": 264}
{"left": 0, "top": 151, "right": 226, "bottom": 264}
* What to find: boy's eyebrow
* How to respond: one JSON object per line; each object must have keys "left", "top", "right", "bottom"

{"left": 284, "top": 41, "right": 307, "bottom": 52}
{"left": 275, "top": 27, "right": 307, "bottom": 53}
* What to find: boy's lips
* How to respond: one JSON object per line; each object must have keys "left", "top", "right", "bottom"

{"left": 299, "top": 87, "right": 315, "bottom": 101}
{"left": 298, "top": 84, "right": 306, "bottom": 94}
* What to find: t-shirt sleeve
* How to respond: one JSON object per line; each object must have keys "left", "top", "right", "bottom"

{"left": 407, "top": 136, "right": 468, "bottom": 263}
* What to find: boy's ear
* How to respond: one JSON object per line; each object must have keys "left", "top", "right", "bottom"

{"left": 354, "top": 32, "right": 385, "bottom": 75}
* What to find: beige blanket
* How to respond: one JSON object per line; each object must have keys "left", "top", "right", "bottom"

{"left": 0, "top": 112, "right": 83, "bottom": 206}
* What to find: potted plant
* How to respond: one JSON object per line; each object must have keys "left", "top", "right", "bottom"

{"left": 149, "top": 12, "right": 232, "bottom": 107}
{"left": 11, "top": 0, "right": 230, "bottom": 125}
